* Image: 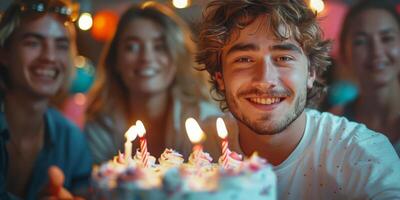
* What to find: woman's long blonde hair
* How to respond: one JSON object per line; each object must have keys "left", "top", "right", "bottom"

{"left": 86, "top": 2, "right": 210, "bottom": 122}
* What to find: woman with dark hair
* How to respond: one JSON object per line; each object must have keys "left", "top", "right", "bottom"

{"left": 337, "top": 0, "right": 400, "bottom": 155}
{"left": 84, "top": 2, "right": 223, "bottom": 164}
{"left": 0, "top": 0, "right": 92, "bottom": 199}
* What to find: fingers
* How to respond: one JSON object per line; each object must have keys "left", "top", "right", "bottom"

{"left": 48, "top": 166, "right": 65, "bottom": 187}
{"left": 47, "top": 166, "right": 74, "bottom": 199}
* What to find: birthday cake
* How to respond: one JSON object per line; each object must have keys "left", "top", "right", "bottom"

{"left": 92, "top": 148, "right": 276, "bottom": 200}
{"left": 91, "top": 118, "right": 276, "bottom": 200}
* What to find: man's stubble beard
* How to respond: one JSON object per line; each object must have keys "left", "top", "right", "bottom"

{"left": 225, "top": 88, "right": 307, "bottom": 135}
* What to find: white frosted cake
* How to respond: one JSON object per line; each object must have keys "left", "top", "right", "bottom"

{"left": 92, "top": 148, "right": 277, "bottom": 200}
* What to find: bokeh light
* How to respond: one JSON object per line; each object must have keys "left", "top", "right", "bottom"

{"left": 78, "top": 13, "right": 93, "bottom": 31}
{"left": 310, "top": 0, "right": 325, "bottom": 13}
{"left": 91, "top": 10, "right": 118, "bottom": 41}
{"left": 172, "top": 0, "right": 190, "bottom": 9}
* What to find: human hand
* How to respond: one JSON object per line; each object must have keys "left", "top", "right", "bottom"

{"left": 41, "top": 166, "right": 84, "bottom": 200}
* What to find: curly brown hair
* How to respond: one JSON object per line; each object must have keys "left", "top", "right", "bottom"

{"left": 196, "top": 0, "right": 331, "bottom": 110}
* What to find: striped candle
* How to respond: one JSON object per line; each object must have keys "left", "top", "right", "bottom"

{"left": 221, "top": 138, "right": 229, "bottom": 167}
{"left": 139, "top": 137, "right": 148, "bottom": 167}
{"left": 217, "top": 117, "right": 229, "bottom": 169}
{"left": 136, "top": 120, "right": 148, "bottom": 167}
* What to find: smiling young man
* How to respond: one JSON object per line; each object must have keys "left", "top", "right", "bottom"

{"left": 197, "top": 0, "right": 400, "bottom": 199}
{"left": 0, "top": 0, "right": 92, "bottom": 199}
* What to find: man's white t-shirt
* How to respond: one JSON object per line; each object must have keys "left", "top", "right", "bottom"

{"left": 275, "top": 109, "right": 400, "bottom": 199}
{"left": 204, "top": 109, "right": 400, "bottom": 199}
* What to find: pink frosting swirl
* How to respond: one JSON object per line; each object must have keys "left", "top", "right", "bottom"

{"left": 134, "top": 149, "right": 156, "bottom": 167}
{"left": 159, "top": 148, "right": 184, "bottom": 168}
{"left": 242, "top": 152, "right": 267, "bottom": 172}
{"left": 188, "top": 149, "right": 213, "bottom": 167}
{"left": 218, "top": 150, "right": 243, "bottom": 169}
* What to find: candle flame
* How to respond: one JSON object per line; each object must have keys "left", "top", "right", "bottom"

{"left": 125, "top": 125, "right": 137, "bottom": 141}
{"left": 136, "top": 120, "right": 146, "bottom": 137}
{"left": 185, "top": 118, "right": 205, "bottom": 143}
{"left": 216, "top": 117, "right": 228, "bottom": 139}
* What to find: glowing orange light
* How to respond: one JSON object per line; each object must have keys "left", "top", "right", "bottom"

{"left": 91, "top": 10, "right": 118, "bottom": 41}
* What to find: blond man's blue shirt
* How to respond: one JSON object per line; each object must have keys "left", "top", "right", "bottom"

{"left": 0, "top": 108, "right": 92, "bottom": 200}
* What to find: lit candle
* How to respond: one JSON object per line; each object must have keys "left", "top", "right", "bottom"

{"left": 216, "top": 117, "right": 229, "bottom": 168}
{"left": 136, "top": 120, "right": 148, "bottom": 167}
{"left": 124, "top": 125, "right": 138, "bottom": 162}
{"left": 185, "top": 118, "right": 205, "bottom": 151}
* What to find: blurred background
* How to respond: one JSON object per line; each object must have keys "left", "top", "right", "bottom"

{"left": 4, "top": 0, "right": 400, "bottom": 67}
{"left": 1, "top": 0, "right": 400, "bottom": 127}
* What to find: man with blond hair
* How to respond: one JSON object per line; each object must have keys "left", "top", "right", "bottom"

{"left": 0, "top": 0, "right": 92, "bottom": 199}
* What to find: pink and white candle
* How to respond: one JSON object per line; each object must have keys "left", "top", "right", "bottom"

{"left": 136, "top": 120, "right": 148, "bottom": 167}
{"left": 216, "top": 117, "right": 229, "bottom": 168}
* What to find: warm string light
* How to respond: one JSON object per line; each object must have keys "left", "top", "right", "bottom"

{"left": 74, "top": 55, "right": 86, "bottom": 68}
{"left": 309, "top": 0, "right": 325, "bottom": 14}
{"left": 172, "top": 0, "right": 190, "bottom": 9}
{"left": 78, "top": 12, "right": 93, "bottom": 31}
{"left": 136, "top": 120, "right": 148, "bottom": 167}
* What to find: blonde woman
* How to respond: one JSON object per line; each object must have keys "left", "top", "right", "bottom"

{"left": 84, "top": 2, "right": 222, "bottom": 164}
